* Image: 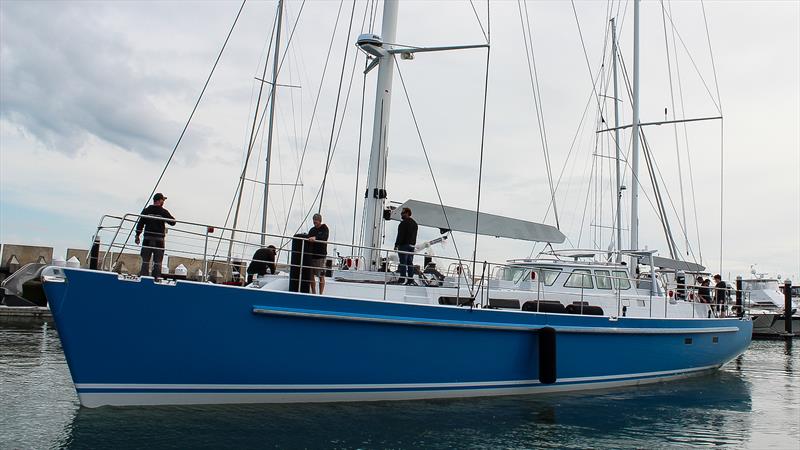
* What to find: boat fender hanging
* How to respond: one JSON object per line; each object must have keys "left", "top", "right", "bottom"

{"left": 538, "top": 327, "right": 557, "bottom": 384}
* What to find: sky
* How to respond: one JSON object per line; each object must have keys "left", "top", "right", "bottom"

{"left": 1, "top": 0, "right": 798, "bottom": 281}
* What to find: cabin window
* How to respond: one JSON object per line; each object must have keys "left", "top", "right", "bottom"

{"left": 612, "top": 270, "right": 631, "bottom": 290}
{"left": 564, "top": 269, "right": 593, "bottom": 289}
{"left": 539, "top": 268, "right": 562, "bottom": 286}
{"left": 501, "top": 267, "right": 528, "bottom": 282}
{"left": 594, "top": 270, "right": 613, "bottom": 290}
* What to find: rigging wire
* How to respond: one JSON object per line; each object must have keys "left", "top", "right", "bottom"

{"left": 616, "top": 47, "right": 703, "bottom": 265}
{"left": 660, "top": 6, "right": 721, "bottom": 114}
{"left": 700, "top": 0, "right": 725, "bottom": 275}
{"left": 319, "top": 0, "right": 359, "bottom": 211}
{"left": 215, "top": 0, "right": 308, "bottom": 259}
{"left": 641, "top": 134, "right": 679, "bottom": 259}
{"left": 527, "top": 0, "right": 616, "bottom": 257}
{"left": 352, "top": 3, "right": 373, "bottom": 249}
{"left": 668, "top": 0, "right": 703, "bottom": 264}
{"left": 569, "top": 0, "right": 611, "bottom": 124}
{"left": 394, "top": 60, "right": 465, "bottom": 264}
{"left": 517, "top": 0, "right": 560, "bottom": 230}
{"left": 659, "top": 0, "right": 690, "bottom": 256}
{"left": 237, "top": 12, "right": 279, "bottom": 258}
{"left": 280, "top": 35, "right": 363, "bottom": 252}
{"left": 229, "top": 5, "right": 280, "bottom": 256}
{"left": 122, "top": 0, "right": 247, "bottom": 257}
{"left": 468, "top": 0, "right": 489, "bottom": 43}
{"left": 285, "top": 0, "right": 372, "bottom": 246}
{"left": 471, "top": 0, "right": 491, "bottom": 277}
{"left": 669, "top": 2, "right": 703, "bottom": 264}
{"left": 146, "top": 0, "right": 247, "bottom": 206}
{"left": 279, "top": 0, "right": 346, "bottom": 240}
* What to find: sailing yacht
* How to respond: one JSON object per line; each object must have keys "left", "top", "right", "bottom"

{"left": 41, "top": 0, "right": 751, "bottom": 408}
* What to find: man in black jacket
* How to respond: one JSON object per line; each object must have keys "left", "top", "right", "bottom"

{"left": 394, "top": 207, "right": 418, "bottom": 285}
{"left": 247, "top": 245, "right": 277, "bottom": 280}
{"left": 135, "top": 193, "right": 176, "bottom": 279}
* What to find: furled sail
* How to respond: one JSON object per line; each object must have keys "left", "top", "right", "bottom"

{"left": 651, "top": 256, "right": 706, "bottom": 272}
{"left": 389, "top": 199, "right": 566, "bottom": 244}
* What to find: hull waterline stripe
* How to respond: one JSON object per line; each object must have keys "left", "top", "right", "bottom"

{"left": 74, "top": 371, "right": 717, "bottom": 407}
{"left": 74, "top": 365, "right": 719, "bottom": 393}
{"left": 251, "top": 306, "right": 741, "bottom": 334}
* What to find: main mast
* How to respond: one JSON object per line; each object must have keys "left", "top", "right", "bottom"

{"left": 362, "top": 0, "right": 399, "bottom": 270}
{"left": 629, "top": 0, "right": 641, "bottom": 273}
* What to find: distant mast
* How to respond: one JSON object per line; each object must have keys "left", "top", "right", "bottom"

{"left": 629, "top": 0, "right": 641, "bottom": 273}
{"left": 261, "top": 0, "right": 284, "bottom": 246}
{"left": 611, "top": 17, "right": 623, "bottom": 263}
{"left": 362, "top": 0, "right": 399, "bottom": 270}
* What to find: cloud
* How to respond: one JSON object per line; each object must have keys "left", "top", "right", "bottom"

{"left": 0, "top": 2, "right": 180, "bottom": 159}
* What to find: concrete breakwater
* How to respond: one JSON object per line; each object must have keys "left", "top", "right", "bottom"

{"left": 0, "top": 243, "right": 246, "bottom": 283}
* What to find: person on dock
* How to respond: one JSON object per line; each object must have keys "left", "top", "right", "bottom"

{"left": 247, "top": 245, "right": 277, "bottom": 280}
{"left": 394, "top": 207, "right": 418, "bottom": 285}
{"left": 307, "top": 213, "right": 329, "bottom": 295}
{"left": 135, "top": 193, "right": 176, "bottom": 279}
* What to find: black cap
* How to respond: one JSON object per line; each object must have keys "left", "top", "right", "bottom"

{"left": 153, "top": 193, "right": 167, "bottom": 201}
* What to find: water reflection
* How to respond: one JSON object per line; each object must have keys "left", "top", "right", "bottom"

{"left": 60, "top": 373, "right": 752, "bottom": 449}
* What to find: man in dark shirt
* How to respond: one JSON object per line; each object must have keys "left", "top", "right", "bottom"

{"left": 697, "top": 276, "right": 712, "bottom": 304}
{"left": 713, "top": 274, "right": 728, "bottom": 316}
{"left": 394, "top": 207, "right": 418, "bottom": 285}
{"left": 247, "top": 245, "right": 277, "bottom": 281}
{"left": 135, "top": 193, "right": 176, "bottom": 279}
{"left": 307, "top": 213, "right": 329, "bottom": 294}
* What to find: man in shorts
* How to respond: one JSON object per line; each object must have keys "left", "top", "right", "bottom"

{"left": 307, "top": 213, "right": 329, "bottom": 294}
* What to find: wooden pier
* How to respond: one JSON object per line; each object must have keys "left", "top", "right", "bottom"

{"left": 0, "top": 306, "right": 53, "bottom": 325}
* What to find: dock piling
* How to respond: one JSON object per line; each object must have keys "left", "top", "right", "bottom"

{"left": 735, "top": 276, "right": 743, "bottom": 318}
{"left": 785, "top": 280, "right": 793, "bottom": 334}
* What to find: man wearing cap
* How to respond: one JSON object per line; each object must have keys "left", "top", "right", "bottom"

{"left": 135, "top": 193, "right": 176, "bottom": 279}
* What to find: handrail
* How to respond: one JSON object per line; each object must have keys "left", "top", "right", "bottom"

{"left": 87, "top": 213, "right": 747, "bottom": 318}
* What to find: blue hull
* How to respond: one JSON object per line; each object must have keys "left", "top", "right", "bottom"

{"left": 42, "top": 268, "right": 752, "bottom": 407}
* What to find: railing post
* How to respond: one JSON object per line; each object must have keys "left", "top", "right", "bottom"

{"left": 203, "top": 227, "right": 210, "bottom": 282}
{"left": 785, "top": 280, "right": 793, "bottom": 334}
{"left": 735, "top": 276, "right": 743, "bottom": 318}
{"left": 382, "top": 248, "right": 388, "bottom": 302}
{"left": 89, "top": 236, "right": 100, "bottom": 270}
{"left": 486, "top": 263, "right": 491, "bottom": 307}
{"left": 536, "top": 269, "right": 541, "bottom": 303}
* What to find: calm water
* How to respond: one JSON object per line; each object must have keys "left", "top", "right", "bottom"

{"left": 1, "top": 323, "right": 798, "bottom": 449}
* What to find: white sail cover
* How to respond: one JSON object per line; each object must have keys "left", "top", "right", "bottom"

{"left": 651, "top": 256, "right": 706, "bottom": 272}
{"left": 389, "top": 199, "right": 566, "bottom": 244}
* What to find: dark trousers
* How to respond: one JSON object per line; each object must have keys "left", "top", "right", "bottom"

{"left": 140, "top": 239, "right": 165, "bottom": 278}
{"left": 397, "top": 244, "right": 415, "bottom": 281}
